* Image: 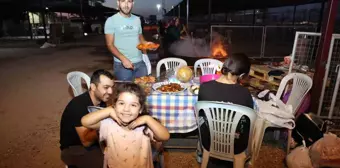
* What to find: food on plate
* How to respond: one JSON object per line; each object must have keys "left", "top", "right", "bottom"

{"left": 190, "top": 85, "right": 200, "bottom": 95}
{"left": 134, "top": 76, "right": 156, "bottom": 84}
{"left": 157, "top": 83, "right": 184, "bottom": 92}
{"left": 137, "top": 43, "right": 160, "bottom": 50}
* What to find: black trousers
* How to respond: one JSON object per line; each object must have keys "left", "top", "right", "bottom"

{"left": 61, "top": 145, "right": 104, "bottom": 168}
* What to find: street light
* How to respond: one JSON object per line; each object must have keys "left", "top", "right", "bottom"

{"left": 156, "top": 4, "right": 161, "bottom": 12}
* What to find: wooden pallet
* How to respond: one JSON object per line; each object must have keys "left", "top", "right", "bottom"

{"left": 249, "top": 65, "right": 285, "bottom": 86}
{"left": 247, "top": 77, "right": 279, "bottom": 91}
{"left": 249, "top": 64, "right": 333, "bottom": 94}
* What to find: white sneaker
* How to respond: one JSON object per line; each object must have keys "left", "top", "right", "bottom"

{"left": 196, "top": 155, "right": 202, "bottom": 163}
{"left": 196, "top": 150, "right": 202, "bottom": 163}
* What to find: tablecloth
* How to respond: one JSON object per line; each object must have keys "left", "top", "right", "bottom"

{"left": 147, "top": 89, "right": 198, "bottom": 133}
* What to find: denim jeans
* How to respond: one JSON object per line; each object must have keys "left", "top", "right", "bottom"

{"left": 114, "top": 61, "right": 148, "bottom": 81}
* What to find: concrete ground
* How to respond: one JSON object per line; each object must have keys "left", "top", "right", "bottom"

{"left": 0, "top": 36, "right": 111, "bottom": 168}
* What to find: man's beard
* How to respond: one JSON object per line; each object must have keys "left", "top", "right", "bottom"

{"left": 119, "top": 6, "right": 132, "bottom": 15}
{"left": 95, "top": 91, "right": 109, "bottom": 103}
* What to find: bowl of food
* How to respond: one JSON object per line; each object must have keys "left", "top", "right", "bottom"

{"left": 199, "top": 74, "right": 221, "bottom": 84}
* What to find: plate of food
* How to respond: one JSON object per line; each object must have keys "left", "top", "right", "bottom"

{"left": 137, "top": 42, "right": 160, "bottom": 50}
{"left": 152, "top": 82, "right": 187, "bottom": 94}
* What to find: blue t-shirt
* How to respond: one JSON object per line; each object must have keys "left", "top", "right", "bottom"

{"left": 104, "top": 13, "right": 143, "bottom": 63}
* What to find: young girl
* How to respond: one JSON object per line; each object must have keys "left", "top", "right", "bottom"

{"left": 81, "top": 83, "right": 170, "bottom": 168}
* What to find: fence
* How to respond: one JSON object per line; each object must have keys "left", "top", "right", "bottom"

{"left": 210, "top": 25, "right": 317, "bottom": 58}
{"left": 318, "top": 34, "right": 340, "bottom": 119}
{"left": 288, "top": 32, "right": 340, "bottom": 119}
{"left": 208, "top": 28, "right": 340, "bottom": 119}
{"left": 289, "top": 32, "right": 321, "bottom": 73}
{"left": 264, "top": 26, "right": 318, "bottom": 58}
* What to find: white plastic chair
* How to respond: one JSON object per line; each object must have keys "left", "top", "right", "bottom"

{"left": 252, "top": 73, "right": 313, "bottom": 160}
{"left": 142, "top": 54, "right": 152, "bottom": 75}
{"left": 196, "top": 101, "right": 257, "bottom": 168}
{"left": 156, "top": 58, "right": 187, "bottom": 78}
{"left": 194, "top": 58, "right": 223, "bottom": 76}
{"left": 275, "top": 73, "right": 313, "bottom": 114}
{"left": 66, "top": 71, "right": 91, "bottom": 97}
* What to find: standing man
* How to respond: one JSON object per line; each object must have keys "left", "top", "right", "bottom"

{"left": 105, "top": 0, "right": 149, "bottom": 81}
{"left": 60, "top": 69, "right": 114, "bottom": 168}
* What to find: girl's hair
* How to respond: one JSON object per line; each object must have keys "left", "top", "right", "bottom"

{"left": 112, "top": 83, "right": 148, "bottom": 115}
{"left": 221, "top": 53, "right": 251, "bottom": 76}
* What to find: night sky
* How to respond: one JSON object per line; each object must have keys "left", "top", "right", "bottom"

{"left": 103, "top": 0, "right": 182, "bottom": 16}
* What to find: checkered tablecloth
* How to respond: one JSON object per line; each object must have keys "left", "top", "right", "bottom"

{"left": 147, "top": 89, "right": 198, "bottom": 133}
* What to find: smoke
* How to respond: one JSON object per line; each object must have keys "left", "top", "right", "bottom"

{"left": 168, "top": 32, "right": 225, "bottom": 57}
{"left": 168, "top": 37, "right": 210, "bottom": 57}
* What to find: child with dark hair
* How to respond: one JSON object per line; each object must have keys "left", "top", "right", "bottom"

{"left": 197, "top": 53, "right": 254, "bottom": 165}
{"left": 81, "top": 83, "right": 169, "bottom": 168}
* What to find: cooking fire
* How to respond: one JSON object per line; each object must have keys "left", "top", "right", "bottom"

{"left": 211, "top": 36, "right": 228, "bottom": 58}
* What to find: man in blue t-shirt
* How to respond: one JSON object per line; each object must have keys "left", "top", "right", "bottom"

{"left": 105, "top": 0, "right": 149, "bottom": 81}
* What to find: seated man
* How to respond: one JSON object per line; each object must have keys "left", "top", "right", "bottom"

{"left": 60, "top": 69, "right": 114, "bottom": 168}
